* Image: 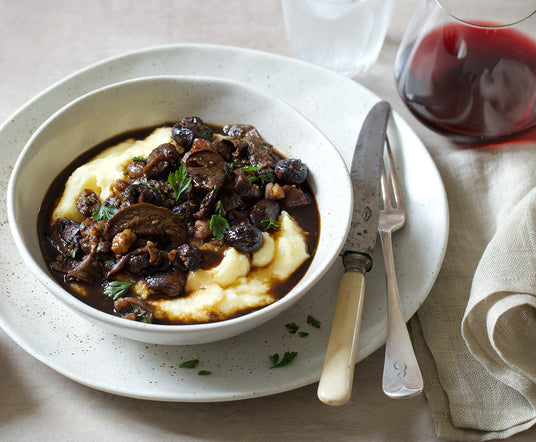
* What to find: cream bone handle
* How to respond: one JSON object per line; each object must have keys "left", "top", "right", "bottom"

{"left": 317, "top": 252, "right": 371, "bottom": 406}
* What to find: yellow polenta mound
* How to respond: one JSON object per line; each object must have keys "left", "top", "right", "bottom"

{"left": 138, "top": 211, "right": 309, "bottom": 323}
{"left": 52, "top": 127, "right": 172, "bottom": 222}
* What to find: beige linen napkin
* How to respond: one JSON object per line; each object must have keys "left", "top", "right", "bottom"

{"left": 409, "top": 142, "right": 536, "bottom": 440}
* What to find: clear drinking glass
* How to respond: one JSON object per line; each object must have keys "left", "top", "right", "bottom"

{"left": 394, "top": 0, "right": 536, "bottom": 143}
{"left": 281, "top": 0, "right": 394, "bottom": 77}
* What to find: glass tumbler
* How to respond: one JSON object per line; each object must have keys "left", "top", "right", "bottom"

{"left": 394, "top": 0, "right": 536, "bottom": 143}
{"left": 281, "top": 0, "right": 394, "bottom": 77}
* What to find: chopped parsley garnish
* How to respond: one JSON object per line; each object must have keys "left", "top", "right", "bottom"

{"left": 168, "top": 164, "right": 191, "bottom": 201}
{"left": 179, "top": 359, "right": 199, "bottom": 369}
{"left": 131, "top": 305, "right": 149, "bottom": 323}
{"left": 132, "top": 156, "right": 147, "bottom": 162}
{"left": 241, "top": 165, "right": 260, "bottom": 172}
{"left": 132, "top": 177, "right": 150, "bottom": 186}
{"left": 92, "top": 205, "right": 118, "bottom": 221}
{"left": 214, "top": 200, "right": 226, "bottom": 217}
{"left": 260, "top": 219, "right": 280, "bottom": 230}
{"left": 179, "top": 359, "right": 211, "bottom": 375}
{"left": 258, "top": 169, "right": 276, "bottom": 182}
{"left": 299, "top": 331, "right": 309, "bottom": 338}
{"left": 269, "top": 351, "right": 298, "bottom": 369}
{"left": 307, "top": 315, "right": 321, "bottom": 328}
{"left": 104, "top": 280, "right": 133, "bottom": 300}
{"left": 285, "top": 322, "right": 299, "bottom": 334}
{"left": 210, "top": 214, "right": 229, "bottom": 240}
{"left": 247, "top": 168, "right": 276, "bottom": 183}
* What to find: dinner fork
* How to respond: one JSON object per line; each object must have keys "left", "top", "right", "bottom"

{"left": 379, "top": 137, "right": 423, "bottom": 399}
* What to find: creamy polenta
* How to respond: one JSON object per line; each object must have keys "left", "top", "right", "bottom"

{"left": 53, "top": 127, "right": 173, "bottom": 222}
{"left": 48, "top": 125, "right": 311, "bottom": 323}
{"left": 143, "top": 211, "right": 309, "bottom": 323}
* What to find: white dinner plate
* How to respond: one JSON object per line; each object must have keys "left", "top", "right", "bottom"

{"left": 0, "top": 44, "right": 448, "bottom": 402}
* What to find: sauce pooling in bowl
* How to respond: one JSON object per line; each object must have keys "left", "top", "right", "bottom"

{"left": 38, "top": 117, "right": 319, "bottom": 324}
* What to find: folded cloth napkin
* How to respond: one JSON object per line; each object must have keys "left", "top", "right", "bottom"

{"left": 463, "top": 186, "right": 536, "bottom": 416}
{"left": 409, "top": 142, "right": 536, "bottom": 441}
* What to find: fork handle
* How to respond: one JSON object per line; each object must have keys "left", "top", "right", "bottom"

{"left": 380, "top": 230, "right": 423, "bottom": 398}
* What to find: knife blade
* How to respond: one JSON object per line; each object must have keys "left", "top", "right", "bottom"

{"left": 317, "top": 101, "right": 390, "bottom": 406}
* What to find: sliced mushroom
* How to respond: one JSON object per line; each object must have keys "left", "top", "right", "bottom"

{"left": 65, "top": 251, "right": 102, "bottom": 284}
{"left": 212, "top": 138, "right": 234, "bottom": 161}
{"left": 246, "top": 138, "right": 273, "bottom": 170}
{"left": 194, "top": 187, "right": 219, "bottom": 220}
{"left": 145, "top": 271, "right": 187, "bottom": 297}
{"left": 49, "top": 218, "right": 81, "bottom": 258}
{"left": 182, "top": 149, "right": 227, "bottom": 191}
{"left": 143, "top": 143, "right": 180, "bottom": 179}
{"left": 281, "top": 185, "right": 310, "bottom": 208}
{"left": 106, "top": 203, "right": 186, "bottom": 248}
{"left": 125, "top": 244, "right": 162, "bottom": 274}
{"left": 232, "top": 169, "right": 261, "bottom": 200}
{"left": 114, "top": 296, "right": 154, "bottom": 323}
{"left": 223, "top": 123, "right": 260, "bottom": 138}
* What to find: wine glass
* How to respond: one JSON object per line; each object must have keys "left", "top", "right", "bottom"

{"left": 395, "top": 0, "right": 536, "bottom": 143}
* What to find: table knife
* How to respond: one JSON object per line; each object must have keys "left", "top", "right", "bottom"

{"left": 317, "top": 101, "right": 390, "bottom": 406}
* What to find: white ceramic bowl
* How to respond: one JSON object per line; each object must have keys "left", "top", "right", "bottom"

{"left": 7, "top": 75, "right": 352, "bottom": 345}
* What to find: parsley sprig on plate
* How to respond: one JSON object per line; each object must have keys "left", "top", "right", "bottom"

{"left": 179, "top": 359, "right": 212, "bottom": 375}
{"left": 269, "top": 351, "right": 298, "bottom": 368}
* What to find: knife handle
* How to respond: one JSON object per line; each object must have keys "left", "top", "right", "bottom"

{"left": 317, "top": 254, "right": 368, "bottom": 406}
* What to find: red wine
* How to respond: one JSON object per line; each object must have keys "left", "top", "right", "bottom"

{"left": 397, "top": 22, "right": 536, "bottom": 143}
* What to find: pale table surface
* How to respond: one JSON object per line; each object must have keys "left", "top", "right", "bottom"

{"left": 1, "top": 1, "right": 536, "bottom": 441}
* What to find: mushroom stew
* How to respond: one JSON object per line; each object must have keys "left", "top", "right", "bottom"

{"left": 38, "top": 117, "right": 319, "bottom": 324}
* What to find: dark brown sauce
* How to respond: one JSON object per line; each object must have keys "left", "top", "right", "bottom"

{"left": 38, "top": 122, "right": 320, "bottom": 324}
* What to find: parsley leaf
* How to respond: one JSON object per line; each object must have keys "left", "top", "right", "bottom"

{"left": 197, "top": 370, "right": 212, "bottom": 376}
{"left": 168, "top": 164, "right": 191, "bottom": 201}
{"left": 241, "top": 165, "right": 260, "bottom": 172}
{"left": 92, "top": 205, "right": 118, "bottom": 221}
{"left": 285, "top": 322, "right": 299, "bottom": 334}
{"left": 258, "top": 169, "right": 276, "bottom": 182}
{"left": 307, "top": 315, "right": 321, "bottom": 328}
{"left": 210, "top": 214, "right": 229, "bottom": 240}
{"left": 260, "top": 219, "right": 280, "bottom": 230}
{"left": 269, "top": 353, "right": 280, "bottom": 367}
{"left": 132, "top": 156, "right": 147, "bottom": 162}
{"left": 104, "top": 280, "right": 133, "bottom": 300}
{"left": 269, "top": 351, "right": 298, "bottom": 368}
{"left": 179, "top": 359, "right": 199, "bottom": 369}
{"left": 243, "top": 166, "right": 275, "bottom": 183}
{"left": 299, "top": 331, "right": 309, "bottom": 338}
{"left": 214, "top": 200, "right": 226, "bottom": 217}
{"left": 132, "top": 177, "right": 150, "bottom": 186}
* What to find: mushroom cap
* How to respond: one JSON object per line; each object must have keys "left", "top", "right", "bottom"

{"left": 106, "top": 203, "right": 186, "bottom": 249}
